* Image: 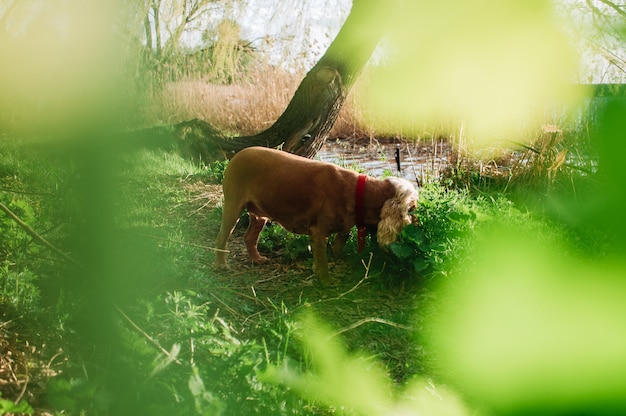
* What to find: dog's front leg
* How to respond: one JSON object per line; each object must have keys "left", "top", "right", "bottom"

{"left": 331, "top": 232, "right": 350, "bottom": 259}
{"left": 311, "top": 231, "right": 339, "bottom": 287}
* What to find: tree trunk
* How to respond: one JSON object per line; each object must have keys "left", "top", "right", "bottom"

{"left": 176, "top": 0, "right": 392, "bottom": 161}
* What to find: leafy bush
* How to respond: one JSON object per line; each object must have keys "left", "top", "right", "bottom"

{"left": 258, "top": 223, "right": 311, "bottom": 262}
{"left": 0, "top": 392, "right": 33, "bottom": 415}
{"left": 0, "top": 194, "right": 42, "bottom": 313}
{"left": 0, "top": 194, "right": 39, "bottom": 259}
{"left": 387, "top": 183, "right": 484, "bottom": 279}
{"left": 0, "top": 263, "right": 39, "bottom": 312}
{"left": 253, "top": 183, "right": 491, "bottom": 281}
{"left": 202, "top": 159, "right": 229, "bottom": 184}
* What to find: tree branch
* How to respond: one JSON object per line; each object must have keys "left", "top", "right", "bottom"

{"left": 596, "top": 0, "right": 626, "bottom": 18}
{"left": 0, "top": 200, "right": 84, "bottom": 270}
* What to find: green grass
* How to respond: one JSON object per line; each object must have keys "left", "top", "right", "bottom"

{"left": 0, "top": 136, "right": 617, "bottom": 415}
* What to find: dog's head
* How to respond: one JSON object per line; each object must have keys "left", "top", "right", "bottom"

{"left": 377, "top": 177, "right": 419, "bottom": 246}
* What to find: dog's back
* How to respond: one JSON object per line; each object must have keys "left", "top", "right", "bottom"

{"left": 222, "top": 146, "right": 354, "bottom": 230}
{"left": 224, "top": 146, "right": 348, "bottom": 203}
{"left": 224, "top": 146, "right": 328, "bottom": 183}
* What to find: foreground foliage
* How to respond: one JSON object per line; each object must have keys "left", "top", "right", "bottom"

{"left": 1, "top": 122, "right": 622, "bottom": 414}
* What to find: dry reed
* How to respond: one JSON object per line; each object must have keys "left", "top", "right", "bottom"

{"left": 138, "top": 64, "right": 395, "bottom": 140}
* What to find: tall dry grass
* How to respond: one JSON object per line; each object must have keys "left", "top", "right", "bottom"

{"left": 139, "top": 66, "right": 300, "bottom": 135}
{"left": 138, "top": 64, "right": 395, "bottom": 140}
{"left": 132, "top": 59, "right": 596, "bottom": 198}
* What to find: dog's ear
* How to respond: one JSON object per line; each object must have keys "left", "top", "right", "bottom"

{"left": 377, "top": 198, "right": 406, "bottom": 246}
{"left": 376, "top": 178, "right": 419, "bottom": 246}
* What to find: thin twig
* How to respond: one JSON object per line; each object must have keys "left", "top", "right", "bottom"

{"left": 14, "top": 360, "right": 28, "bottom": 405}
{"left": 242, "top": 310, "right": 265, "bottom": 327}
{"left": 223, "top": 287, "right": 267, "bottom": 306}
{"left": 45, "top": 350, "right": 65, "bottom": 372}
{"left": 114, "top": 304, "right": 181, "bottom": 365}
{"left": 0, "top": 201, "right": 85, "bottom": 270}
{"left": 0, "top": 187, "right": 55, "bottom": 196}
{"left": 208, "top": 292, "right": 243, "bottom": 320}
{"left": 329, "top": 317, "right": 412, "bottom": 339}
{"left": 337, "top": 252, "right": 373, "bottom": 299}
{"left": 190, "top": 199, "right": 217, "bottom": 217}
{"left": 125, "top": 231, "right": 228, "bottom": 253}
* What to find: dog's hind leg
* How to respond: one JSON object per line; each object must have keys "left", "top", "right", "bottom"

{"left": 215, "top": 200, "right": 243, "bottom": 269}
{"left": 244, "top": 212, "right": 269, "bottom": 264}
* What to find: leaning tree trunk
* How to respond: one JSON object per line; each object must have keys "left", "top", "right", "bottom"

{"left": 175, "top": 0, "right": 393, "bottom": 161}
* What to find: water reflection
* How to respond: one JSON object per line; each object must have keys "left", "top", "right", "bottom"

{"left": 318, "top": 138, "right": 451, "bottom": 183}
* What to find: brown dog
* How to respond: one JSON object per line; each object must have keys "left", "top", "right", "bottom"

{"left": 215, "top": 146, "right": 419, "bottom": 286}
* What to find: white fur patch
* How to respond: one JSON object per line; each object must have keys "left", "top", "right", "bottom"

{"left": 377, "top": 177, "right": 419, "bottom": 246}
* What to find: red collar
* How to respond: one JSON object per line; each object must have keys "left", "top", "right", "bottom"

{"left": 355, "top": 174, "right": 368, "bottom": 252}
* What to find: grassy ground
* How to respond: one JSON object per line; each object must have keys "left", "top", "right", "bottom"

{"left": 3, "top": 135, "right": 604, "bottom": 415}
{"left": 0, "top": 139, "right": 447, "bottom": 412}
{"left": 0, "top": 65, "right": 614, "bottom": 414}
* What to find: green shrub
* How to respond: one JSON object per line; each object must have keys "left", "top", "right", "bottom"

{"left": 258, "top": 223, "right": 311, "bottom": 262}
{"left": 0, "top": 194, "right": 43, "bottom": 313}
{"left": 0, "top": 392, "right": 34, "bottom": 415}
{"left": 203, "top": 159, "right": 229, "bottom": 184}
{"left": 0, "top": 262, "right": 40, "bottom": 312}
{"left": 387, "top": 183, "right": 483, "bottom": 279}
{"left": 0, "top": 194, "right": 39, "bottom": 258}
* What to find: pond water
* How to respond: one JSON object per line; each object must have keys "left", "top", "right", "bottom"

{"left": 318, "top": 138, "right": 452, "bottom": 184}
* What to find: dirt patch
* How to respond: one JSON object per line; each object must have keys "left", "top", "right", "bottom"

{"left": 0, "top": 322, "right": 63, "bottom": 415}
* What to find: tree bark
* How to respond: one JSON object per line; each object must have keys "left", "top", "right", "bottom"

{"left": 175, "top": 0, "right": 393, "bottom": 161}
